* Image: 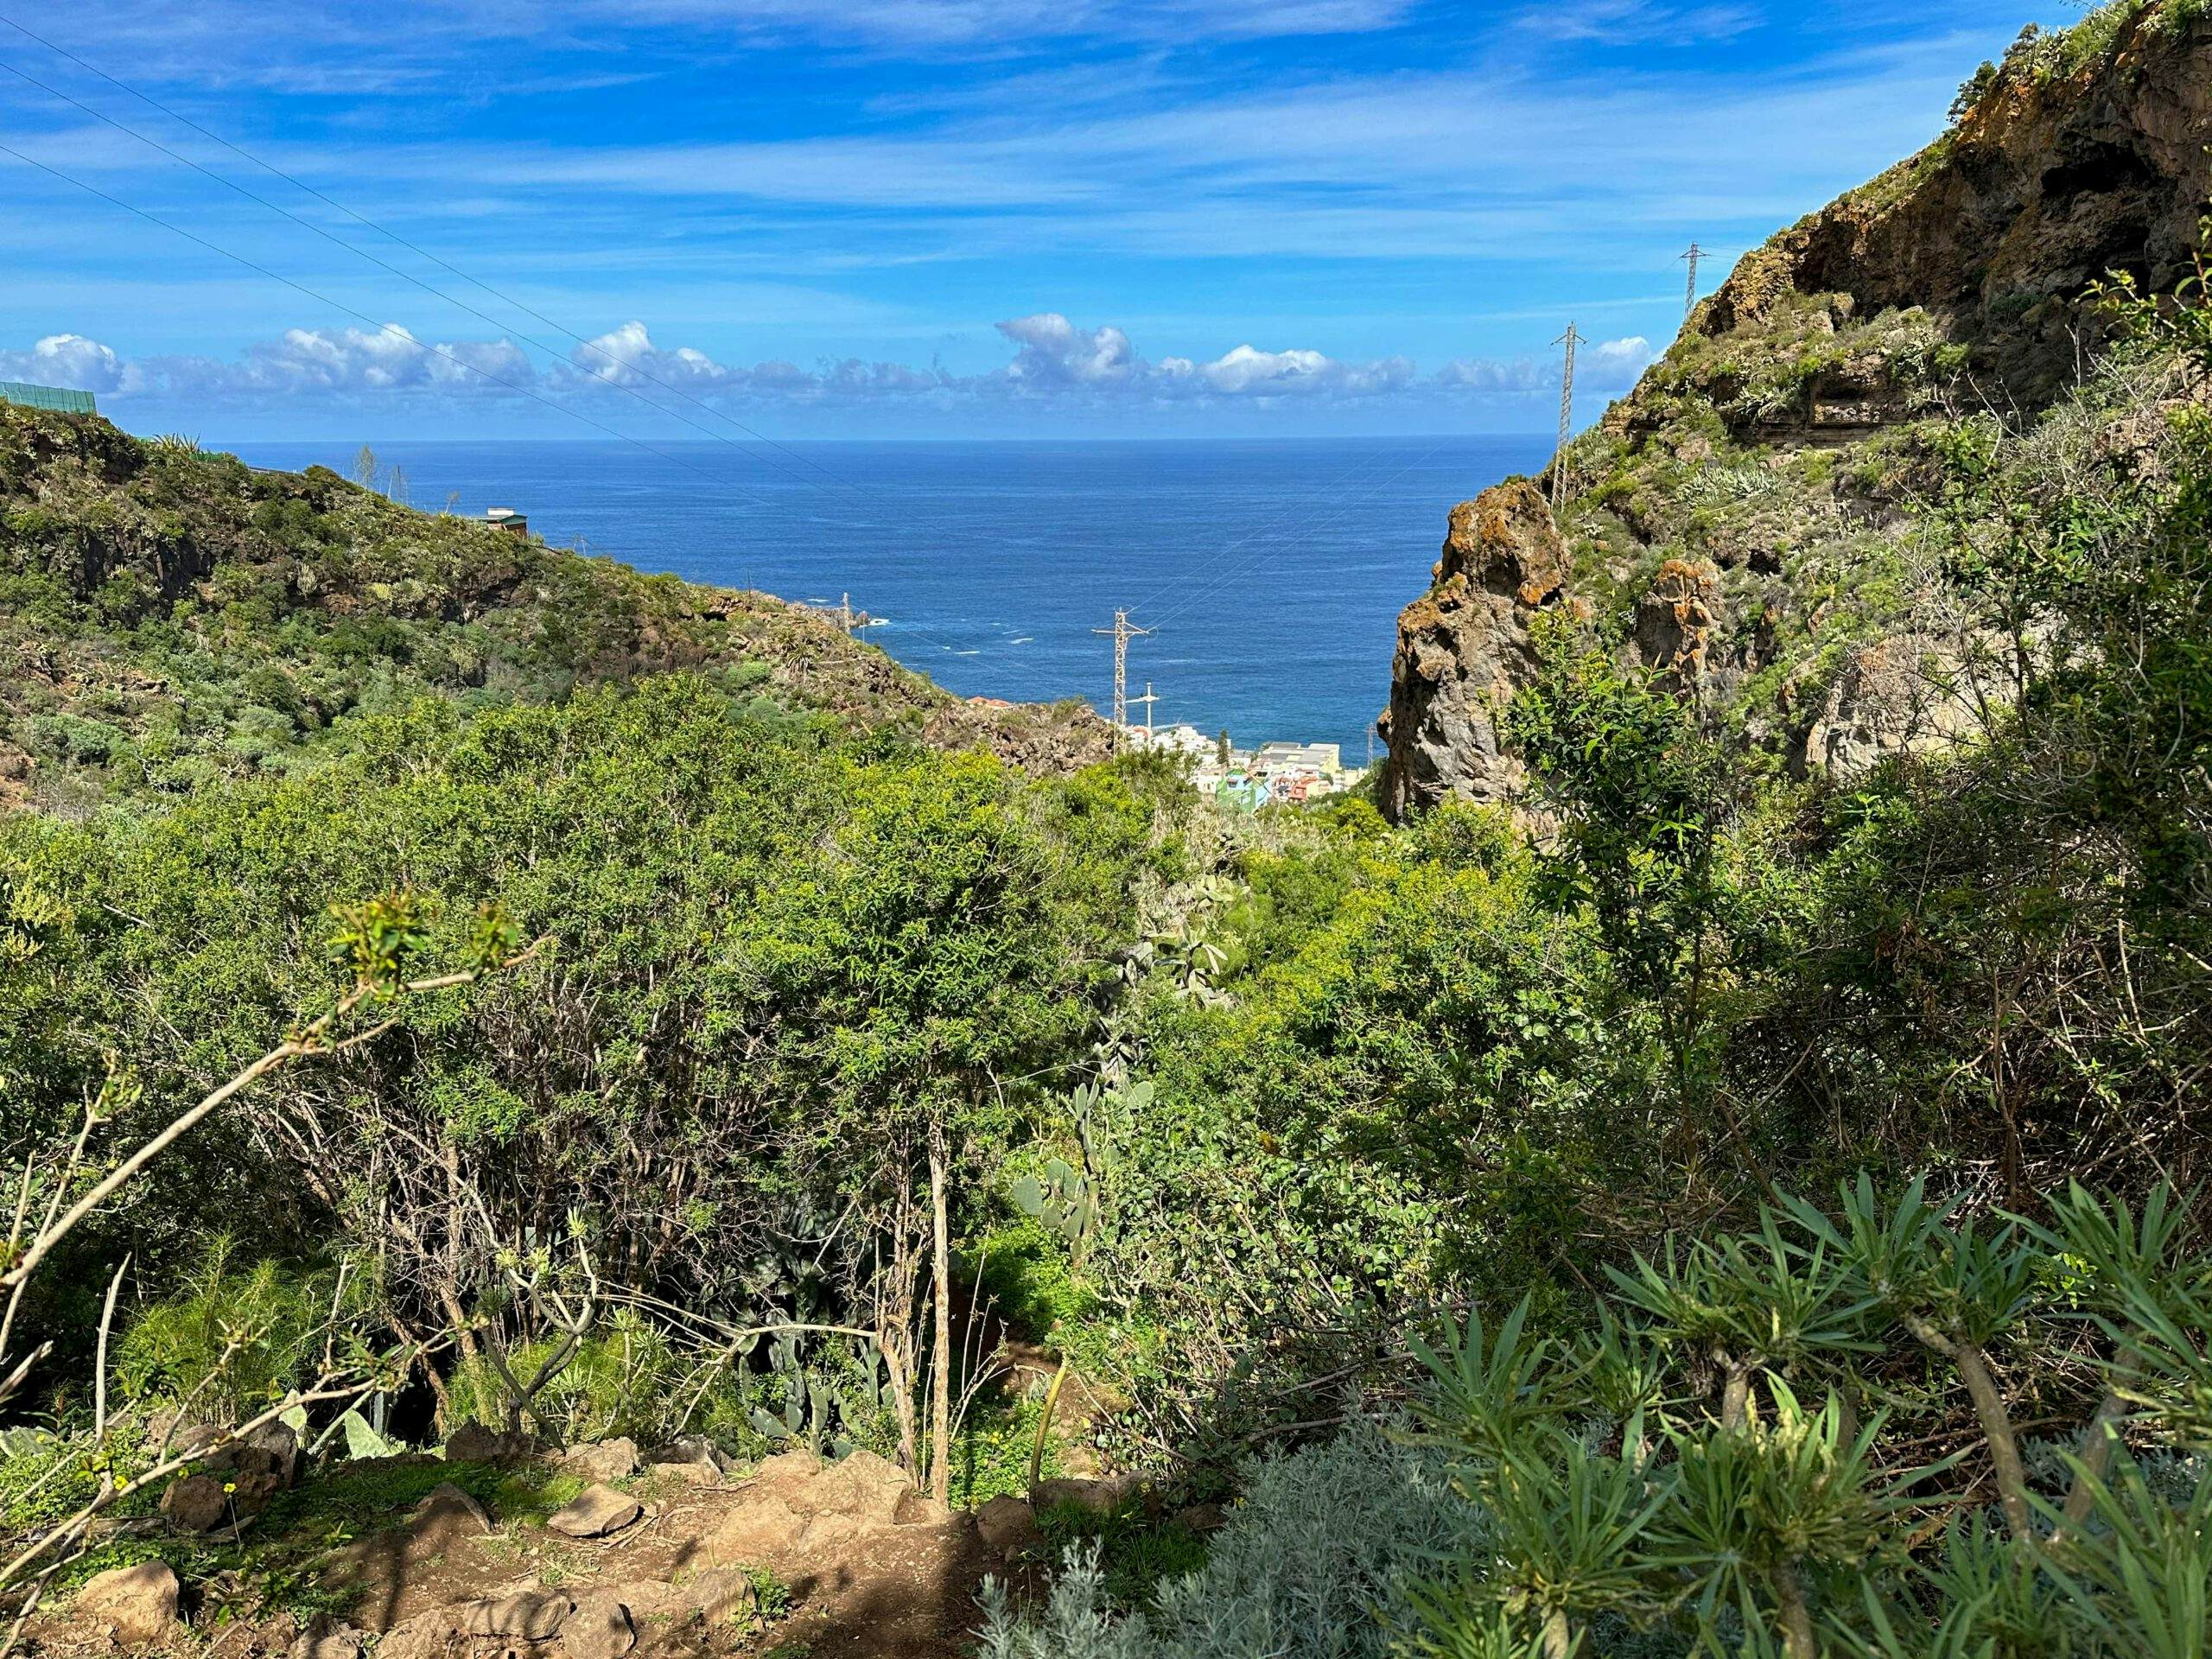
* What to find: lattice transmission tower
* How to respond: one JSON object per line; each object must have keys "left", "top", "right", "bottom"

{"left": 1551, "top": 321, "right": 1583, "bottom": 510}
{"left": 1680, "top": 242, "right": 1706, "bottom": 320}
{"left": 1091, "top": 608, "right": 1153, "bottom": 741}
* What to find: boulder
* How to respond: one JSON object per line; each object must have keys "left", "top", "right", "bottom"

{"left": 207, "top": 1421, "right": 300, "bottom": 1491}
{"left": 975, "top": 1494, "right": 1038, "bottom": 1559}
{"left": 702, "top": 1448, "right": 924, "bottom": 1562}
{"left": 546, "top": 1483, "right": 642, "bottom": 1539}
{"left": 73, "top": 1561, "right": 179, "bottom": 1649}
{"left": 1377, "top": 481, "right": 1573, "bottom": 821}
{"left": 445, "top": 1419, "right": 537, "bottom": 1463}
{"left": 166, "top": 1421, "right": 223, "bottom": 1460}
{"left": 371, "top": 1611, "right": 457, "bottom": 1659}
{"left": 161, "top": 1471, "right": 231, "bottom": 1533}
{"left": 642, "top": 1435, "right": 729, "bottom": 1476}
{"left": 1799, "top": 632, "right": 1999, "bottom": 780}
{"left": 561, "top": 1438, "right": 639, "bottom": 1484}
{"left": 558, "top": 1593, "right": 634, "bottom": 1659}
{"left": 787, "top": 1448, "right": 909, "bottom": 1526}
{"left": 459, "top": 1590, "right": 571, "bottom": 1641}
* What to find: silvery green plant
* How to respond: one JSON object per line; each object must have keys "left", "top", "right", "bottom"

{"left": 976, "top": 1414, "right": 1478, "bottom": 1659}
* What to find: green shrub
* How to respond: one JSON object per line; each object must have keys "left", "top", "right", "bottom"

{"left": 115, "top": 1242, "right": 365, "bottom": 1427}
{"left": 976, "top": 1416, "right": 1476, "bottom": 1657}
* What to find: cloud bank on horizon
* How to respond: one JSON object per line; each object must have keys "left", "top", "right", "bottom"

{"left": 0, "top": 316, "right": 1652, "bottom": 417}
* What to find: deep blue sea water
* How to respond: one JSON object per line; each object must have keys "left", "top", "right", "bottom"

{"left": 229, "top": 436, "right": 1551, "bottom": 756}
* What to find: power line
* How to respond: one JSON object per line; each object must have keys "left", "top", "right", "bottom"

{"left": 0, "top": 15, "right": 1510, "bottom": 704}
{"left": 1141, "top": 437, "right": 1458, "bottom": 632}
{"left": 0, "top": 58, "right": 1010, "bottom": 671}
{"left": 2, "top": 5, "right": 1506, "bottom": 658}
{"left": 0, "top": 12, "right": 1061, "bottom": 550}
{"left": 0, "top": 140, "right": 778, "bottom": 504}
{"left": 1124, "top": 439, "right": 1424, "bottom": 618}
{"left": 0, "top": 50, "right": 895, "bottom": 514}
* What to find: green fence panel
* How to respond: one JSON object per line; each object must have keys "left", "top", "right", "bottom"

{"left": 0, "top": 381, "right": 99, "bottom": 415}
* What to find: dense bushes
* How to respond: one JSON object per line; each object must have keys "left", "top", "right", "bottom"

{"left": 985, "top": 1178, "right": 2212, "bottom": 1659}
{"left": 0, "top": 674, "right": 1173, "bottom": 1490}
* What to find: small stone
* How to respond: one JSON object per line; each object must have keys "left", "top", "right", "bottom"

{"left": 288, "top": 1619, "right": 365, "bottom": 1659}
{"left": 562, "top": 1438, "right": 639, "bottom": 1484}
{"left": 73, "top": 1561, "right": 179, "bottom": 1648}
{"left": 975, "top": 1494, "right": 1037, "bottom": 1558}
{"left": 410, "top": 1481, "right": 493, "bottom": 1535}
{"left": 683, "top": 1568, "right": 759, "bottom": 1627}
{"left": 559, "top": 1593, "right": 635, "bottom": 1659}
{"left": 546, "top": 1483, "right": 642, "bottom": 1538}
{"left": 161, "top": 1471, "right": 230, "bottom": 1533}
{"left": 460, "top": 1591, "right": 571, "bottom": 1641}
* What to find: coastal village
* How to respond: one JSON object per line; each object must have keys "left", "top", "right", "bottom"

{"left": 1122, "top": 721, "right": 1359, "bottom": 807}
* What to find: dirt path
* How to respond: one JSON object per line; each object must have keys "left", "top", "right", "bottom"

{"left": 40, "top": 1450, "right": 1039, "bottom": 1659}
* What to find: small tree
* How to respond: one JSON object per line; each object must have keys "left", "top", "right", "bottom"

{"left": 1503, "top": 625, "right": 1738, "bottom": 1146}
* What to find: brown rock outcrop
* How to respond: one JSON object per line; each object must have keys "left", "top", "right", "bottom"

{"left": 71, "top": 1562, "right": 180, "bottom": 1649}
{"left": 1635, "top": 559, "right": 1725, "bottom": 694}
{"left": 1695, "top": 10, "right": 2212, "bottom": 415}
{"left": 1376, "top": 480, "right": 1570, "bottom": 820}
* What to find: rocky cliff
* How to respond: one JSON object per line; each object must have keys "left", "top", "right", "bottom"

{"left": 1378, "top": 0, "right": 2212, "bottom": 819}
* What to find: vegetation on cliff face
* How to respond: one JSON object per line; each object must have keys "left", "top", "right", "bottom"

{"left": 3, "top": 5, "right": 2211, "bottom": 1655}
{"left": 0, "top": 407, "right": 1105, "bottom": 811}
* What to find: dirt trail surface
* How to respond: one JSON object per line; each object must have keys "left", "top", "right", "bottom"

{"left": 33, "top": 1450, "right": 1027, "bottom": 1659}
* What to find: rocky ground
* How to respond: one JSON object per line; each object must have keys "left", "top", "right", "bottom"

{"left": 29, "top": 1435, "right": 1142, "bottom": 1659}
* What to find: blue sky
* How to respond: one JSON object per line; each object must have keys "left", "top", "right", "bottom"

{"left": 0, "top": 0, "right": 2063, "bottom": 441}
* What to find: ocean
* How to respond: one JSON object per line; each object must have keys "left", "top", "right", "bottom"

{"left": 229, "top": 435, "right": 1553, "bottom": 756}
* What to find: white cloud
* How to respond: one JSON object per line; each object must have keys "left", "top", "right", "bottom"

{"left": 0, "top": 334, "right": 127, "bottom": 393}
{"left": 233, "top": 325, "right": 536, "bottom": 392}
{"left": 1432, "top": 334, "right": 1650, "bottom": 395}
{"left": 997, "top": 314, "right": 1142, "bottom": 386}
{"left": 570, "top": 321, "right": 745, "bottom": 389}
{"left": 1587, "top": 334, "right": 1655, "bottom": 385}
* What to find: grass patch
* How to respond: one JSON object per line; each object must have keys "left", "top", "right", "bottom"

{"left": 1033, "top": 1500, "right": 1210, "bottom": 1611}
{"left": 948, "top": 1393, "right": 1065, "bottom": 1510}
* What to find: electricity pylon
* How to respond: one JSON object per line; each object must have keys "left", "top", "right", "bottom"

{"left": 1680, "top": 242, "right": 1706, "bottom": 320}
{"left": 1551, "top": 321, "right": 1583, "bottom": 510}
{"left": 1091, "top": 608, "right": 1153, "bottom": 741}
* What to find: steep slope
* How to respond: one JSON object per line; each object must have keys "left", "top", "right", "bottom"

{"left": 0, "top": 406, "right": 1108, "bottom": 810}
{"left": 1379, "top": 0, "right": 2212, "bottom": 817}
